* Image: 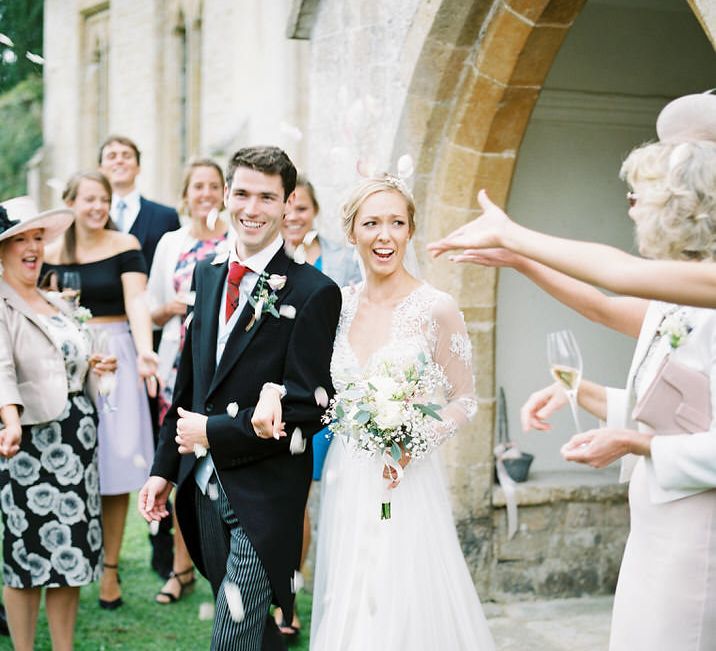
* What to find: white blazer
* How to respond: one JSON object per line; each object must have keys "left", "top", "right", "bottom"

{"left": 606, "top": 300, "right": 716, "bottom": 503}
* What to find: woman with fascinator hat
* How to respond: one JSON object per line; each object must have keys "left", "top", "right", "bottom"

{"left": 0, "top": 197, "right": 116, "bottom": 651}
{"left": 428, "top": 92, "right": 716, "bottom": 650}
{"left": 253, "top": 174, "right": 496, "bottom": 649}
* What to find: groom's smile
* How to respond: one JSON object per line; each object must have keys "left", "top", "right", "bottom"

{"left": 225, "top": 166, "right": 286, "bottom": 258}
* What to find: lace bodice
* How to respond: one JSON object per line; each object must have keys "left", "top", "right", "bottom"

{"left": 331, "top": 283, "right": 477, "bottom": 450}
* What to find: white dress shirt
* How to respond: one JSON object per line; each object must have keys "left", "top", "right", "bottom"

{"left": 111, "top": 188, "right": 141, "bottom": 233}
{"left": 195, "top": 235, "right": 284, "bottom": 493}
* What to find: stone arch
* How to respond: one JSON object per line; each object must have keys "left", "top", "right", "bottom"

{"left": 391, "top": 0, "right": 716, "bottom": 570}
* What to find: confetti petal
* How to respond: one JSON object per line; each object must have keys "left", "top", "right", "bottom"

{"left": 397, "top": 154, "right": 415, "bottom": 179}
{"left": 198, "top": 602, "right": 215, "bottom": 621}
{"left": 226, "top": 402, "right": 239, "bottom": 418}
{"left": 224, "top": 583, "right": 245, "bottom": 623}
{"left": 46, "top": 178, "right": 65, "bottom": 192}
{"left": 292, "top": 244, "right": 306, "bottom": 265}
{"left": 184, "top": 312, "right": 194, "bottom": 329}
{"left": 193, "top": 443, "right": 208, "bottom": 458}
{"left": 207, "top": 482, "right": 219, "bottom": 501}
{"left": 0, "top": 33, "right": 14, "bottom": 48}
{"left": 254, "top": 298, "right": 264, "bottom": 322}
{"left": 356, "top": 158, "right": 379, "bottom": 178}
{"left": 289, "top": 427, "right": 306, "bottom": 455}
{"left": 303, "top": 230, "right": 318, "bottom": 246}
{"left": 2, "top": 49, "right": 16, "bottom": 64}
{"left": 280, "top": 121, "right": 303, "bottom": 142}
{"left": 132, "top": 454, "right": 147, "bottom": 469}
{"left": 149, "top": 520, "right": 160, "bottom": 536}
{"left": 206, "top": 207, "right": 220, "bottom": 230}
{"left": 279, "top": 304, "right": 296, "bottom": 319}
{"left": 324, "top": 468, "right": 337, "bottom": 485}
{"left": 314, "top": 386, "right": 329, "bottom": 408}
{"left": 291, "top": 570, "right": 305, "bottom": 594}
{"left": 25, "top": 51, "right": 44, "bottom": 65}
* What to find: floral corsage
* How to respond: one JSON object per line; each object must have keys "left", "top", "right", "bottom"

{"left": 658, "top": 310, "right": 693, "bottom": 349}
{"left": 245, "top": 273, "right": 287, "bottom": 331}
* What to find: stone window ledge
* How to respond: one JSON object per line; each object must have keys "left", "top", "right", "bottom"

{"left": 492, "top": 469, "right": 627, "bottom": 508}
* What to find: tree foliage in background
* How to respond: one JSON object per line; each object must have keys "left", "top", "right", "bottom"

{"left": 0, "top": 0, "right": 43, "bottom": 94}
{"left": 0, "top": 73, "right": 42, "bottom": 198}
{"left": 0, "top": 0, "right": 44, "bottom": 197}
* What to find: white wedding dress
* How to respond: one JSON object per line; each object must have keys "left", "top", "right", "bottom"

{"left": 310, "top": 283, "right": 495, "bottom": 650}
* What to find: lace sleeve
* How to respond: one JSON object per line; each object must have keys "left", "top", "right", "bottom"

{"left": 425, "top": 293, "right": 477, "bottom": 446}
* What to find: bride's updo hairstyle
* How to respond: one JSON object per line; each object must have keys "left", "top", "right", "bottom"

{"left": 341, "top": 174, "right": 416, "bottom": 240}
{"left": 620, "top": 140, "right": 716, "bottom": 262}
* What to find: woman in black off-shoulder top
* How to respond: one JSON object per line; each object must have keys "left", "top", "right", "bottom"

{"left": 43, "top": 171, "right": 159, "bottom": 611}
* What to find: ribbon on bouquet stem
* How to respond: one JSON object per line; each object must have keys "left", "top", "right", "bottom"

{"left": 380, "top": 450, "right": 404, "bottom": 520}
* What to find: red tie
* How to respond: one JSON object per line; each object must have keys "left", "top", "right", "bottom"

{"left": 225, "top": 262, "right": 249, "bottom": 322}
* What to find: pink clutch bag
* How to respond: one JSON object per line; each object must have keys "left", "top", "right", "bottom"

{"left": 632, "top": 355, "right": 711, "bottom": 434}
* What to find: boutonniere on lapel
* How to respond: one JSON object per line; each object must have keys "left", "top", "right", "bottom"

{"left": 245, "top": 273, "right": 288, "bottom": 331}
{"left": 658, "top": 310, "right": 693, "bottom": 349}
{"left": 73, "top": 306, "right": 93, "bottom": 327}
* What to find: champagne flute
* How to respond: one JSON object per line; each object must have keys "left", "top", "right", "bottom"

{"left": 61, "top": 271, "right": 82, "bottom": 308}
{"left": 92, "top": 329, "right": 117, "bottom": 414}
{"left": 547, "top": 329, "right": 583, "bottom": 432}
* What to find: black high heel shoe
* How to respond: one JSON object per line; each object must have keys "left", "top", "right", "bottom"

{"left": 99, "top": 563, "right": 124, "bottom": 610}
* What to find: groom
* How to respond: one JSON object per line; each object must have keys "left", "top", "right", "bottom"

{"left": 139, "top": 146, "right": 341, "bottom": 650}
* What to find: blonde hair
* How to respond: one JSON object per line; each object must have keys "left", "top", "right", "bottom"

{"left": 341, "top": 174, "right": 416, "bottom": 239}
{"left": 179, "top": 158, "right": 225, "bottom": 216}
{"left": 620, "top": 140, "right": 716, "bottom": 261}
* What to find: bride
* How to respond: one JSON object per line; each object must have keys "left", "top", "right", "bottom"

{"left": 255, "top": 174, "right": 495, "bottom": 649}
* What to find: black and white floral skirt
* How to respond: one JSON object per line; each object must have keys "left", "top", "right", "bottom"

{"left": 0, "top": 393, "right": 103, "bottom": 588}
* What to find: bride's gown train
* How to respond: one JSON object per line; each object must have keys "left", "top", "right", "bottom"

{"left": 310, "top": 283, "right": 495, "bottom": 650}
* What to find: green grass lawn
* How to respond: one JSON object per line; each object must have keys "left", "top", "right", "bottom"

{"left": 0, "top": 500, "right": 311, "bottom": 650}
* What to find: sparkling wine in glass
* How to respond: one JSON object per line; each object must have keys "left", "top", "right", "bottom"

{"left": 547, "top": 329, "right": 583, "bottom": 432}
{"left": 92, "top": 329, "right": 117, "bottom": 414}
{"left": 61, "top": 271, "right": 82, "bottom": 308}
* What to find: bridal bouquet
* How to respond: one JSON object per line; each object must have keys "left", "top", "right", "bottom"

{"left": 324, "top": 352, "right": 446, "bottom": 519}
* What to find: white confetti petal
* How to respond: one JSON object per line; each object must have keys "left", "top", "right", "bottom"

{"left": 324, "top": 468, "right": 337, "bottom": 485}
{"left": 25, "top": 51, "right": 44, "bottom": 65}
{"left": 149, "top": 520, "right": 160, "bottom": 536}
{"left": 292, "top": 244, "right": 306, "bottom": 265}
{"left": 303, "top": 230, "right": 318, "bottom": 246}
{"left": 226, "top": 402, "right": 239, "bottom": 418}
{"left": 356, "top": 158, "right": 379, "bottom": 178}
{"left": 279, "top": 121, "right": 304, "bottom": 142}
{"left": 289, "top": 427, "right": 306, "bottom": 455}
{"left": 178, "top": 290, "right": 196, "bottom": 306}
{"left": 254, "top": 298, "right": 264, "bottom": 322}
{"left": 0, "top": 33, "right": 14, "bottom": 48}
{"left": 2, "top": 49, "right": 16, "bottom": 64}
{"left": 314, "top": 386, "right": 329, "bottom": 408}
{"left": 193, "top": 443, "right": 208, "bottom": 458}
{"left": 279, "top": 304, "right": 296, "bottom": 319}
{"left": 291, "top": 570, "right": 305, "bottom": 594}
{"left": 207, "top": 482, "right": 220, "bottom": 501}
{"left": 198, "top": 601, "right": 215, "bottom": 621}
{"left": 206, "top": 207, "right": 219, "bottom": 230}
{"left": 46, "top": 177, "right": 65, "bottom": 192}
{"left": 184, "top": 312, "right": 194, "bottom": 329}
{"left": 132, "top": 454, "right": 147, "bottom": 469}
{"left": 224, "top": 583, "right": 245, "bottom": 623}
{"left": 397, "top": 154, "right": 415, "bottom": 179}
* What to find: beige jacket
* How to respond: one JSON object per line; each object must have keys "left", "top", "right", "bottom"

{"left": 0, "top": 279, "right": 95, "bottom": 425}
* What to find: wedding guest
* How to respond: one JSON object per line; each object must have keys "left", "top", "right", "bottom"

{"left": 43, "top": 171, "right": 159, "bottom": 611}
{"left": 274, "top": 174, "right": 361, "bottom": 639}
{"left": 0, "top": 196, "right": 116, "bottom": 650}
{"left": 430, "top": 129, "right": 716, "bottom": 648}
{"left": 98, "top": 134, "right": 180, "bottom": 578}
{"left": 147, "top": 159, "right": 229, "bottom": 604}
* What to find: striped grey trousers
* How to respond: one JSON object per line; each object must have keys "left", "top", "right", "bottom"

{"left": 195, "top": 478, "right": 274, "bottom": 651}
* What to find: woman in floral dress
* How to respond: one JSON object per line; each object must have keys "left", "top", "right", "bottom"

{"left": 0, "top": 196, "right": 115, "bottom": 650}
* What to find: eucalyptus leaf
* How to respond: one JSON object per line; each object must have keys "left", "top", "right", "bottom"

{"left": 415, "top": 403, "right": 443, "bottom": 421}
{"left": 354, "top": 410, "right": 371, "bottom": 424}
{"left": 391, "top": 442, "right": 402, "bottom": 461}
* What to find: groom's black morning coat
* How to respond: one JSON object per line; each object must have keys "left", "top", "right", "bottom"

{"left": 151, "top": 246, "right": 341, "bottom": 616}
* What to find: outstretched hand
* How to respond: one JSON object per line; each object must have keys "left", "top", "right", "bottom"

{"left": 447, "top": 247, "right": 525, "bottom": 268}
{"left": 520, "top": 382, "right": 568, "bottom": 432}
{"left": 560, "top": 428, "right": 651, "bottom": 468}
{"left": 427, "top": 189, "right": 513, "bottom": 258}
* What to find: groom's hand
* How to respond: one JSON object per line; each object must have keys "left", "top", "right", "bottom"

{"left": 138, "top": 476, "right": 172, "bottom": 522}
{"left": 175, "top": 407, "right": 209, "bottom": 454}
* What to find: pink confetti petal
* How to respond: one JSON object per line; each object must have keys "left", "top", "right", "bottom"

{"left": 292, "top": 244, "right": 307, "bottom": 265}
{"left": 132, "top": 454, "right": 147, "bottom": 469}
{"left": 279, "top": 304, "right": 296, "bottom": 319}
{"left": 206, "top": 208, "right": 220, "bottom": 230}
{"left": 2, "top": 49, "right": 16, "bottom": 64}
{"left": 149, "top": 520, "right": 160, "bottom": 536}
{"left": 25, "top": 51, "right": 44, "bottom": 65}
{"left": 198, "top": 602, "right": 215, "bottom": 621}
{"left": 0, "top": 33, "right": 14, "bottom": 48}
{"left": 314, "top": 386, "right": 329, "bottom": 408}
{"left": 397, "top": 154, "right": 415, "bottom": 179}
{"left": 226, "top": 402, "right": 239, "bottom": 418}
{"left": 224, "top": 583, "right": 245, "bottom": 623}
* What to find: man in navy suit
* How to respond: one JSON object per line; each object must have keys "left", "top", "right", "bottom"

{"left": 99, "top": 134, "right": 180, "bottom": 579}
{"left": 98, "top": 135, "right": 181, "bottom": 272}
